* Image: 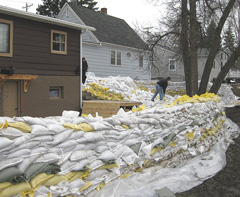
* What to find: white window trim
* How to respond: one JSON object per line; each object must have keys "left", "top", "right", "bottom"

{"left": 0, "top": 19, "right": 13, "bottom": 57}
{"left": 111, "top": 50, "right": 122, "bottom": 66}
{"left": 169, "top": 59, "right": 176, "bottom": 71}
{"left": 51, "top": 30, "right": 67, "bottom": 55}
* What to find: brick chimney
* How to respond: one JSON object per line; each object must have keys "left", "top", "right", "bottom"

{"left": 101, "top": 8, "right": 107, "bottom": 14}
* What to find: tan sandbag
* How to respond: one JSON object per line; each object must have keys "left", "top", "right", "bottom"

{"left": 30, "top": 173, "right": 54, "bottom": 189}
{"left": 0, "top": 182, "right": 32, "bottom": 197}
{"left": 0, "top": 182, "right": 11, "bottom": 193}
{"left": 97, "top": 163, "right": 119, "bottom": 170}
{"left": 43, "top": 175, "right": 67, "bottom": 187}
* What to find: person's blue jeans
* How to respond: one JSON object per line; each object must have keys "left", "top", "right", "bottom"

{"left": 152, "top": 84, "right": 163, "bottom": 100}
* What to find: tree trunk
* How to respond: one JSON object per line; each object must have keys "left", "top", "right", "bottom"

{"left": 198, "top": 0, "right": 237, "bottom": 95}
{"left": 189, "top": 0, "right": 198, "bottom": 96}
{"left": 181, "top": 0, "right": 192, "bottom": 96}
{"left": 210, "top": 43, "right": 240, "bottom": 93}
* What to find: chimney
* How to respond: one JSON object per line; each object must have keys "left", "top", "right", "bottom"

{"left": 101, "top": 8, "right": 107, "bottom": 15}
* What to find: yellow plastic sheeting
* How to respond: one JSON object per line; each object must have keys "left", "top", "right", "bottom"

{"left": 164, "top": 93, "right": 220, "bottom": 108}
{"left": 63, "top": 123, "right": 94, "bottom": 132}
{"left": 0, "top": 120, "right": 8, "bottom": 129}
{"left": 9, "top": 122, "right": 31, "bottom": 133}
{"left": 132, "top": 104, "right": 145, "bottom": 113}
{"left": 83, "top": 83, "right": 124, "bottom": 101}
{"left": 0, "top": 182, "right": 32, "bottom": 197}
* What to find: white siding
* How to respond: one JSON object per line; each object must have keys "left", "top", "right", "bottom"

{"left": 83, "top": 43, "right": 150, "bottom": 80}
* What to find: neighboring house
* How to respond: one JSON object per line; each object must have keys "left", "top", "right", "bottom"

{"left": 152, "top": 46, "right": 226, "bottom": 82}
{"left": 58, "top": 2, "right": 150, "bottom": 80}
{"left": 215, "top": 49, "right": 240, "bottom": 83}
{"left": 0, "top": 5, "right": 94, "bottom": 117}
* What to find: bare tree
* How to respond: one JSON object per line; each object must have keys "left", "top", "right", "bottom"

{"left": 145, "top": 0, "right": 239, "bottom": 96}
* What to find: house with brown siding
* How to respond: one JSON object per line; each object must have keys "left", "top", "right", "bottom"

{"left": 0, "top": 5, "right": 95, "bottom": 117}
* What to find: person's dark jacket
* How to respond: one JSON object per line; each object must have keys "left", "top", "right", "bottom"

{"left": 157, "top": 78, "right": 169, "bottom": 94}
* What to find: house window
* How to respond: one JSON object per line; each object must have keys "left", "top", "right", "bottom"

{"left": 0, "top": 19, "right": 13, "bottom": 57}
{"left": 126, "top": 52, "right": 132, "bottom": 59}
{"left": 49, "top": 87, "right": 63, "bottom": 99}
{"left": 169, "top": 59, "right": 176, "bottom": 71}
{"left": 51, "top": 30, "right": 67, "bottom": 55}
{"left": 139, "top": 55, "right": 143, "bottom": 67}
{"left": 111, "top": 50, "right": 121, "bottom": 65}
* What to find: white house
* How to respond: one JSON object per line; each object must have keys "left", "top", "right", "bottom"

{"left": 58, "top": 2, "right": 150, "bottom": 80}
{"left": 151, "top": 46, "right": 235, "bottom": 82}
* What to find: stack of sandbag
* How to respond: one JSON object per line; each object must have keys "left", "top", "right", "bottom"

{"left": 0, "top": 93, "right": 239, "bottom": 196}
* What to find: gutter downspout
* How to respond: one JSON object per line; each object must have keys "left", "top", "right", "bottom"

{"left": 79, "top": 30, "right": 86, "bottom": 115}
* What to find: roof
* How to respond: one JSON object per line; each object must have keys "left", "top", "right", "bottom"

{"left": 68, "top": 2, "right": 148, "bottom": 50}
{"left": 0, "top": 5, "right": 95, "bottom": 32}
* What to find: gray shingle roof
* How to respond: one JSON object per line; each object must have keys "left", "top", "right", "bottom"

{"left": 68, "top": 3, "right": 148, "bottom": 50}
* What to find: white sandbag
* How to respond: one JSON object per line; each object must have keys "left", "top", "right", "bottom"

{"left": 57, "top": 140, "right": 78, "bottom": 149}
{"left": 88, "top": 122, "right": 111, "bottom": 131}
{"left": 35, "top": 153, "right": 61, "bottom": 163}
{"left": 89, "top": 160, "right": 105, "bottom": 171}
{"left": 69, "top": 178, "right": 86, "bottom": 190}
{"left": 17, "top": 155, "right": 39, "bottom": 172}
{"left": 57, "top": 151, "right": 73, "bottom": 166}
{"left": 87, "top": 169, "right": 109, "bottom": 181}
{"left": 31, "top": 147, "right": 48, "bottom": 155}
{"left": 95, "top": 145, "right": 108, "bottom": 153}
{"left": 47, "top": 124, "right": 66, "bottom": 134}
{"left": 71, "top": 159, "right": 89, "bottom": 171}
{"left": 0, "top": 157, "right": 24, "bottom": 171}
{"left": 70, "top": 150, "right": 95, "bottom": 162}
{"left": 52, "top": 129, "right": 73, "bottom": 145}
{"left": 0, "top": 127, "right": 24, "bottom": 139}
{"left": 18, "top": 141, "right": 40, "bottom": 150}
{"left": 59, "top": 161, "right": 78, "bottom": 175}
{"left": 124, "top": 139, "right": 140, "bottom": 146}
{"left": 72, "top": 117, "right": 88, "bottom": 125}
{"left": 31, "top": 125, "right": 53, "bottom": 136}
{"left": 34, "top": 185, "right": 50, "bottom": 197}
{"left": 68, "top": 131, "right": 85, "bottom": 140}
{"left": 0, "top": 136, "right": 14, "bottom": 149}
{"left": 104, "top": 118, "right": 121, "bottom": 126}
{"left": 31, "top": 135, "right": 53, "bottom": 142}
{"left": 73, "top": 144, "right": 86, "bottom": 151}
{"left": 62, "top": 110, "right": 80, "bottom": 118}
{"left": 22, "top": 116, "right": 47, "bottom": 127}
{"left": 7, "top": 148, "right": 31, "bottom": 159}
{"left": 13, "top": 134, "right": 31, "bottom": 146}
{"left": 98, "top": 150, "right": 117, "bottom": 163}
{"left": 83, "top": 132, "right": 105, "bottom": 142}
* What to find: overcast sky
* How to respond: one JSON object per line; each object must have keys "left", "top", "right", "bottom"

{"left": 0, "top": 0, "right": 164, "bottom": 28}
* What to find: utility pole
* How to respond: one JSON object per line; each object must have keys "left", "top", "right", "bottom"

{"left": 22, "top": 2, "right": 33, "bottom": 12}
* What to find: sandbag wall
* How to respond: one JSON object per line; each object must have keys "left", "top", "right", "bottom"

{"left": 0, "top": 99, "right": 238, "bottom": 196}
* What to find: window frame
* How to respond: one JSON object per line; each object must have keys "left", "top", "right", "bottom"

{"left": 0, "top": 19, "right": 13, "bottom": 57}
{"left": 51, "top": 30, "right": 67, "bottom": 55}
{"left": 49, "top": 86, "right": 64, "bottom": 100}
{"left": 111, "top": 50, "right": 122, "bottom": 66}
{"left": 169, "top": 59, "right": 176, "bottom": 71}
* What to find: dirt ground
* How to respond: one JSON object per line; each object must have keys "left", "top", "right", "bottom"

{"left": 176, "top": 85, "right": 240, "bottom": 197}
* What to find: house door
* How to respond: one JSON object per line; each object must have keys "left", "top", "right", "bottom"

{"left": 3, "top": 81, "right": 18, "bottom": 117}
